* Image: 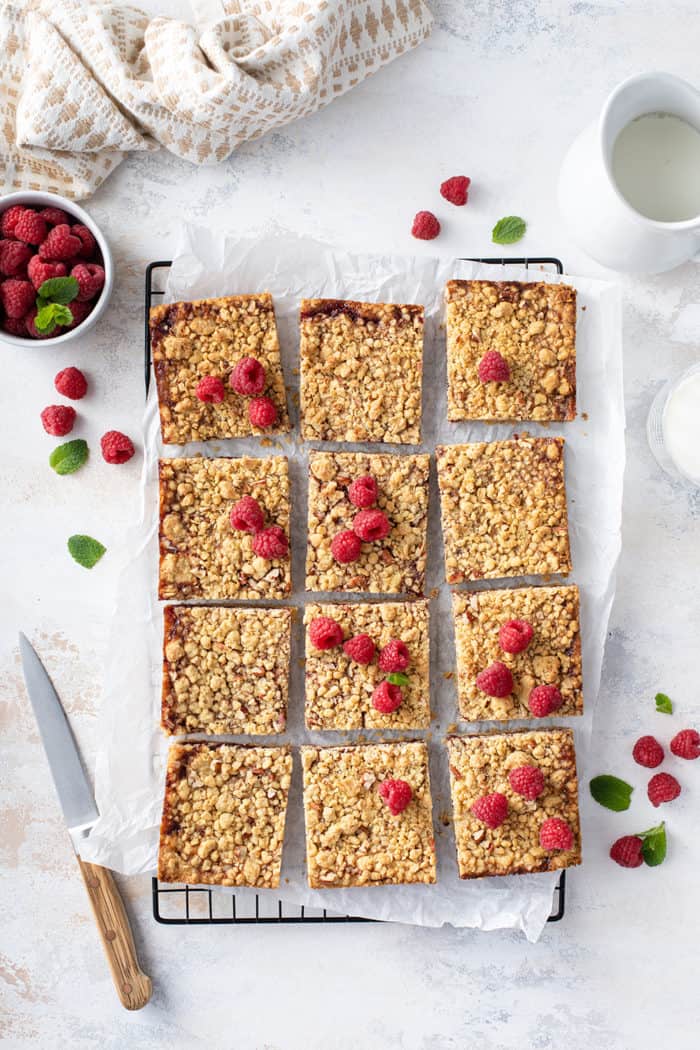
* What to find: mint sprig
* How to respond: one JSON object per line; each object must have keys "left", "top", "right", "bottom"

{"left": 34, "top": 276, "right": 79, "bottom": 334}
{"left": 492, "top": 215, "right": 527, "bottom": 245}
{"left": 35, "top": 302, "right": 73, "bottom": 334}
{"left": 638, "top": 822, "right": 667, "bottom": 867}
{"left": 49, "top": 439, "right": 88, "bottom": 475}
{"left": 387, "top": 672, "right": 410, "bottom": 687}
{"left": 590, "top": 774, "right": 633, "bottom": 812}
{"left": 68, "top": 534, "right": 106, "bottom": 569}
{"left": 38, "top": 276, "right": 79, "bottom": 305}
{"left": 655, "top": 692, "right": 673, "bottom": 714}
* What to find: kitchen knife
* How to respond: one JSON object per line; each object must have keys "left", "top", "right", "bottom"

{"left": 19, "top": 633, "right": 152, "bottom": 1011}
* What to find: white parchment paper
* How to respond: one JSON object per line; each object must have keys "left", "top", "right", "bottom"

{"left": 84, "top": 229, "right": 625, "bottom": 942}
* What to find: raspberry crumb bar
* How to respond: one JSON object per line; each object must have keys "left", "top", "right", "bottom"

{"left": 445, "top": 280, "right": 576, "bottom": 422}
{"left": 158, "top": 742, "right": 292, "bottom": 887}
{"left": 436, "top": 437, "right": 572, "bottom": 583}
{"left": 301, "top": 741, "right": 436, "bottom": 887}
{"left": 161, "top": 605, "right": 292, "bottom": 735}
{"left": 159, "top": 456, "right": 291, "bottom": 601}
{"left": 150, "top": 293, "right": 289, "bottom": 444}
{"left": 452, "top": 585, "right": 582, "bottom": 722}
{"left": 304, "top": 599, "right": 430, "bottom": 730}
{"left": 299, "top": 299, "right": 424, "bottom": 444}
{"left": 446, "top": 728, "right": 582, "bottom": 878}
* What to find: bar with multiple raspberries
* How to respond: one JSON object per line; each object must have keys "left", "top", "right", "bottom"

{"left": 157, "top": 742, "right": 293, "bottom": 887}
{"left": 445, "top": 728, "right": 582, "bottom": 879}
{"left": 444, "top": 280, "right": 577, "bottom": 422}
{"left": 301, "top": 741, "right": 436, "bottom": 887}
{"left": 299, "top": 299, "right": 424, "bottom": 444}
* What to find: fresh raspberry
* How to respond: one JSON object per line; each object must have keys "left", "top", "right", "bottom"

{"left": 471, "top": 792, "right": 508, "bottom": 829}
{"left": 610, "top": 835, "right": 644, "bottom": 869}
{"left": 648, "top": 772, "right": 681, "bottom": 807}
{"left": 229, "top": 495, "right": 264, "bottom": 533}
{"left": 2, "top": 315, "right": 26, "bottom": 336}
{"left": 343, "top": 634, "right": 375, "bottom": 664}
{"left": 65, "top": 299, "right": 93, "bottom": 331}
{"left": 411, "top": 210, "right": 441, "bottom": 240}
{"left": 508, "top": 765, "right": 545, "bottom": 801}
{"left": 378, "top": 639, "right": 410, "bottom": 673}
{"left": 249, "top": 396, "right": 278, "bottom": 428}
{"left": 540, "top": 817, "right": 574, "bottom": 850}
{"left": 632, "top": 735, "right": 664, "bottom": 768}
{"left": 39, "top": 207, "right": 71, "bottom": 227}
{"left": 101, "top": 430, "right": 135, "bottom": 464}
{"left": 478, "top": 350, "right": 510, "bottom": 383}
{"left": 195, "top": 375, "right": 226, "bottom": 404}
{"left": 670, "top": 728, "right": 700, "bottom": 760}
{"left": 54, "top": 366, "right": 87, "bottom": 399}
{"left": 40, "top": 405, "right": 76, "bottom": 436}
{"left": 475, "top": 661, "right": 513, "bottom": 698}
{"left": 1, "top": 205, "right": 26, "bottom": 238}
{"left": 371, "top": 680, "right": 403, "bottom": 713}
{"left": 39, "top": 224, "right": 82, "bottom": 261}
{"left": 1, "top": 279, "right": 35, "bottom": 319}
{"left": 348, "top": 474, "right": 378, "bottom": 508}
{"left": 71, "top": 262, "right": 105, "bottom": 302}
{"left": 252, "top": 525, "right": 289, "bottom": 559}
{"left": 230, "top": 356, "right": 266, "bottom": 396}
{"left": 71, "top": 224, "right": 96, "bottom": 258}
{"left": 27, "top": 255, "right": 67, "bottom": 290}
{"left": 353, "top": 508, "right": 391, "bottom": 542}
{"left": 25, "top": 308, "right": 56, "bottom": 339}
{"left": 13, "top": 210, "right": 47, "bottom": 245}
{"left": 378, "top": 778, "right": 412, "bottom": 815}
{"left": 309, "top": 616, "right": 344, "bottom": 651}
{"left": 528, "top": 684, "right": 563, "bottom": 717}
{"left": 0, "top": 239, "right": 32, "bottom": 276}
{"left": 440, "top": 175, "right": 471, "bottom": 206}
{"left": 331, "top": 529, "right": 362, "bottom": 564}
{"left": 499, "top": 619, "right": 534, "bottom": 654}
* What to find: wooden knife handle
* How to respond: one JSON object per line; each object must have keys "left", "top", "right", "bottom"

{"left": 77, "top": 857, "right": 153, "bottom": 1010}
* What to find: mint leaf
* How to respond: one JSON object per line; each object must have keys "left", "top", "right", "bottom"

{"left": 492, "top": 215, "right": 527, "bottom": 245}
{"left": 387, "top": 672, "right": 410, "bottom": 687}
{"left": 67, "top": 534, "right": 106, "bottom": 569}
{"left": 639, "top": 822, "right": 667, "bottom": 866}
{"left": 49, "top": 439, "right": 88, "bottom": 475}
{"left": 34, "top": 304, "right": 59, "bottom": 335}
{"left": 655, "top": 692, "right": 673, "bottom": 714}
{"left": 38, "top": 276, "right": 79, "bottom": 305}
{"left": 589, "top": 774, "right": 633, "bottom": 811}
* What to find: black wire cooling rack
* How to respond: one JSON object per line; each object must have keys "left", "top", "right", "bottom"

{"left": 146, "top": 255, "right": 567, "bottom": 927}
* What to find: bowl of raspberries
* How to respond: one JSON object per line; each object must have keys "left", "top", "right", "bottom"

{"left": 0, "top": 191, "right": 113, "bottom": 346}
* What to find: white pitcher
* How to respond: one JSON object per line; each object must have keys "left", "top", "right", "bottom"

{"left": 558, "top": 72, "right": 700, "bottom": 273}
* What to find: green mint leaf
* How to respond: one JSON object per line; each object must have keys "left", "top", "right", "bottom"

{"left": 589, "top": 774, "right": 633, "bottom": 811}
{"left": 639, "top": 822, "right": 667, "bottom": 866}
{"left": 655, "top": 692, "right": 673, "bottom": 714}
{"left": 67, "top": 534, "right": 106, "bottom": 569}
{"left": 49, "top": 439, "right": 89, "bottom": 476}
{"left": 52, "top": 304, "right": 73, "bottom": 327}
{"left": 34, "top": 303, "right": 60, "bottom": 335}
{"left": 387, "top": 672, "right": 410, "bottom": 687}
{"left": 492, "top": 215, "right": 527, "bottom": 245}
{"left": 38, "top": 275, "right": 79, "bottom": 305}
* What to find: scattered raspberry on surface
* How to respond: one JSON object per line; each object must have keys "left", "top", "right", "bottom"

{"left": 528, "top": 684, "right": 563, "bottom": 717}
{"left": 39, "top": 224, "right": 82, "bottom": 261}
{"left": 1, "top": 205, "right": 26, "bottom": 238}
{"left": 71, "top": 224, "right": 96, "bottom": 258}
{"left": 55, "top": 366, "right": 87, "bottom": 399}
{"left": 508, "top": 765, "right": 545, "bottom": 801}
{"left": 499, "top": 618, "right": 534, "bottom": 654}
{"left": 229, "top": 495, "right": 264, "bottom": 534}
{"left": 330, "top": 529, "right": 362, "bottom": 564}
{"left": 13, "top": 209, "right": 47, "bottom": 245}
{"left": 411, "top": 210, "right": 441, "bottom": 240}
{"left": 371, "top": 680, "right": 403, "bottom": 713}
{"left": 648, "top": 772, "right": 681, "bottom": 807}
{"left": 471, "top": 792, "right": 509, "bottom": 829}
{"left": 1, "top": 278, "right": 35, "bottom": 318}
{"left": 610, "top": 835, "right": 644, "bottom": 868}
{"left": 2, "top": 315, "right": 26, "bottom": 336}
{"left": 230, "top": 356, "right": 266, "bottom": 396}
{"left": 71, "top": 262, "right": 105, "bottom": 302}
{"left": 670, "top": 729, "right": 700, "bottom": 760}
{"left": 40, "top": 405, "right": 76, "bottom": 436}
{"left": 440, "top": 175, "right": 470, "bottom": 206}
{"left": 378, "top": 639, "right": 410, "bottom": 673}
{"left": 25, "top": 308, "right": 56, "bottom": 339}
{"left": 632, "top": 735, "right": 664, "bottom": 768}
{"left": 478, "top": 350, "right": 511, "bottom": 383}
{"left": 348, "top": 474, "right": 378, "bottom": 509}
{"left": 540, "top": 817, "right": 574, "bottom": 850}
{"left": 353, "top": 508, "right": 391, "bottom": 542}
{"left": 195, "top": 375, "right": 226, "bottom": 404}
{"left": 101, "top": 430, "right": 135, "bottom": 464}
{"left": 27, "top": 255, "right": 67, "bottom": 290}
{"left": 309, "top": 616, "right": 344, "bottom": 651}
{"left": 343, "top": 633, "right": 376, "bottom": 664}
{"left": 0, "top": 239, "right": 32, "bottom": 276}
{"left": 252, "top": 525, "right": 289, "bottom": 559}
{"left": 65, "top": 300, "right": 93, "bottom": 331}
{"left": 39, "top": 207, "right": 71, "bottom": 227}
{"left": 248, "top": 396, "right": 278, "bottom": 428}
{"left": 475, "top": 661, "right": 513, "bottom": 698}
{"left": 378, "top": 778, "right": 413, "bottom": 815}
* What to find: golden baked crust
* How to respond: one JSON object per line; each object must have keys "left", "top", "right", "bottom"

{"left": 158, "top": 456, "right": 291, "bottom": 600}
{"left": 301, "top": 741, "right": 436, "bottom": 887}
{"left": 158, "top": 743, "right": 292, "bottom": 887}
{"left": 299, "top": 299, "right": 424, "bottom": 444}
{"left": 303, "top": 599, "right": 430, "bottom": 730}
{"left": 305, "top": 450, "right": 430, "bottom": 595}
{"left": 435, "top": 437, "right": 572, "bottom": 583}
{"left": 161, "top": 605, "right": 292, "bottom": 735}
{"left": 445, "top": 280, "right": 576, "bottom": 422}
{"left": 446, "top": 728, "right": 581, "bottom": 878}
{"left": 150, "top": 293, "right": 290, "bottom": 444}
{"left": 452, "top": 585, "right": 582, "bottom": 721}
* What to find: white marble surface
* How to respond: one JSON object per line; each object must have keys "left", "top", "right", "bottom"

{"left": 2, "top": 1, "right": 700, "bottom": 1046}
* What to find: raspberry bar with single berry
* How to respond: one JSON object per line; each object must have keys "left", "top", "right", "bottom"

{"left": 436, "top": 437, "right": 571, "bottom": 583}
{"left": 299, "top": 299, "right": 424, "bottom": 444}
{"left": 150, "top": 293, "right": 289, "bottom": 444}
{"left": 161, "top": 605, "right": 292, "bottom": 735}
{"left": 158, "top": 742, "right": 292, "bottom": 887}
{"left": 444, "top": 280, "right": 576, "bottom": 422}
{"left": 304, "top": 599, "right": 430, "bottom": 730}
{"left": 446, "top": 728, "right": 582, "bottom": 878}
{"left": 301, "top": 741, "right": 436, "bottom": 887}
{"left": 159, "top": 456, "right": 291, "bottom": 600}
{"left": 452, "top": 585, "right": 582, "bottom": 721}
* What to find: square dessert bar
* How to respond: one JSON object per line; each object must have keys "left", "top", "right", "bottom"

{"left": 161, "top": 605, "right": 292, "bottom": 736}
{"left": 436, "top": 437, "right": 572, "bottom": 583}
{"left": 452, "top": 585, "right": 582, "bottom": 722}
{"left": 158, "top": 742, "right": 292, "bottom": 887}
{"left": 158, "top": 455, "right": 291, "bottom": 601}
{"left": 150, "top": 293, "right": 290, "bottom": 444}
{"left": 301, "top": 741, "right": 436, "bottom": 887}
{"left": 303, "top": 599, "right": 430, "bottom": 730}
{"left": 446, "top": 728, "right": 581, "bottom": 878}
{"left": 444, "top": 280, "right": 576, "bottom": 422}
{"left": 299, "top": 298, "right": 424, "bottom": 444}
{"left": 305, "top": 450, "right": 430, "bottom": 595}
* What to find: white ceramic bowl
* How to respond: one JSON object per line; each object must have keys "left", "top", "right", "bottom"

{"left": 0, "top": 190, "right": 114, "bottom": 347}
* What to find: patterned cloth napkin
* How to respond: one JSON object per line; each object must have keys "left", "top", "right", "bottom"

{"left": 0, "top": 0, "right": 432, "bottom": 199}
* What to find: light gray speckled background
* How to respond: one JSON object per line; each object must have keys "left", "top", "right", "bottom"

{"left": 2, "top": 1, "right": 700, "bottom": 1046}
